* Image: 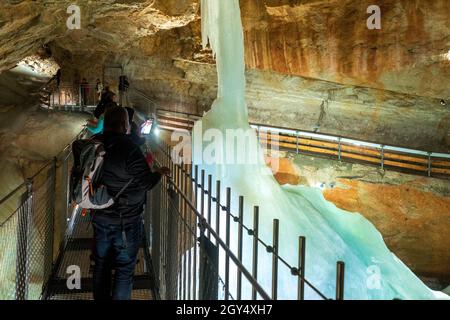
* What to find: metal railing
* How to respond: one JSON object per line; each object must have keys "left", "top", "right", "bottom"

{"left": 130, "top": 88, "right": 157, "bottom": 116}
{"left": 47, "top": 84, "right": 100, "bottom": 111}
{"left": 0, "top": 129, "right": 86, "bottom": 300}
{"left": 146, "top": 135, "right": 346, "bottom": 300}
{"left": 155, "top": 108, "right": 450, "bottom": 179}
{"left": 0, "top": 125, "right": 347, "bottom": 300}
{"left": 48, "top": 83, "right": 157, "bottom": 115}
{"left": 44, "top": 86, "right": 450, "bottom": 180}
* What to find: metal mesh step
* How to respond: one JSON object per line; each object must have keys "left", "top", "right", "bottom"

{"left": 46, "top": 209, "right": 155, "bottom": 300}
{"left": 49, "top": 289, "right": 153, "bottom": 300}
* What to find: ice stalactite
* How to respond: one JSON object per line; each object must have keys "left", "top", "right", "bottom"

{"left": 192, "top": 0, "right": 449, "bottom": 300}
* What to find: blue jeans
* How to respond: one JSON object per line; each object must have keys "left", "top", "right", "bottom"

{"left": 92, "top": 220, "right": 143, "bottom": 300}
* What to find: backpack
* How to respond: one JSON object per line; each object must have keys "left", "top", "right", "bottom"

{"left": 70, "top": 139, "right": 132, "bottom": 210}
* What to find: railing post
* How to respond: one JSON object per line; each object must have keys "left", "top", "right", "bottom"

{"left": 336, "top": 261, "right": 345, "bottom": 300}
{"left": 15, "top": 179, "right": 33, "bottom": 300}
{"left": 236, "top": 196, "right": 244, "bottom": 300}
{"left": 193, "top": 165, "right": 199, "bottom": 300}
{"left": 60, "top": 150, "right": 70, "bottom": 249}
{"left": 296, "top": 131, "right": 299, "bottom": 154}
{"left": 215, "top": 180, "right": 221, "bottom": 245}
{"left": 298, "top": 236, "right": 306, "bottom": 300}
{"left": 200, "top": 170, "right": 205, "bottom": 217}
{"left": 427, "top": 152, "right": 432, "bottom": 177}
{"left": 207, "top": 175, "right": 212, "bottom": 240}
{"left": 380, "top": 145, "right": 385, "bottom": 170}
{"left": 271, "top": 219, "right": 279, "bottom": 300}
{"left": 338, "top": 137, "right": 342, "bottom": 162}
{"left": 78, "top": 85, "right": 83, "bottom": 112}
{"left": 49, "top": 157, "right": 57, "bottom": 271}
{"left": 185, "top": 164, "right": 191, "bottom": 300}
{"left": 224, "top": 187, "right": 231, "bottom": 300}
{"left": 166, "top": 184, "right": 179, "bottom": 300}
{"left": 251, "top": 206, "right": 259, "bottom": 300}
{"left": 151, "top": 182, "right": 162, "bottom": 296}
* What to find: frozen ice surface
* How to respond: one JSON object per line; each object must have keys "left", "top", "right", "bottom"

{"left": 192, "top": 0, "right": 449, "bottom": 300}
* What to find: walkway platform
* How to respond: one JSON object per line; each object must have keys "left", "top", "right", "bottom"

{"left": 45, "top": 209, "right": 155, "bottom": 300}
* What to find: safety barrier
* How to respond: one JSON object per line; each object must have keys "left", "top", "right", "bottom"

{"left": 146, "top": 135, "right": 345, "bottom": 300}
{"left": 155, "top": 108, "right": 450, "bottom": 179}
{"left": 46, "top": 84, "right": 99, "bottom": 110}
{"left": 48, "top": 85, "right": 152, "bottom": 114}
{"left": 45, "top": 83, "right": 450, "bottom": 180}
{"left": 0, "top": 130, "right": 86, "bottom": 300}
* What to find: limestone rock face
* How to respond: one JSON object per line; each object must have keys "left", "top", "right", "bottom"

{"left": 0, "top": 1, "right": 448, "bottom": 152}
{"left": 1, "top": 0, "right": 448, "bottom": 99}
{"left": 163, "top": 59, "right": 449, "bottom": 152}
{"left": 0, "top": 0, "right": 200, "bottom": 72}
{"left": 0, "top": 65, "right": 87, "bottom": 222}
{"left": 241, "top": 0, "right": 450, "bottom": 99}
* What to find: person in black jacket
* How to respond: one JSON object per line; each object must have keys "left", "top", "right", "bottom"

{"left": 92, "top": 106, "right": 170, "bottom": 300}
{"left": 93, "top": 87, "right": 116, "bottom": 119}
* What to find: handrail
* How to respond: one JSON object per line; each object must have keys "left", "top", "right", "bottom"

{"left": 156, "top": 108, "right": 449, "bottom": 157}
{"left": 0, "top": 182, "right": 27, "bottom": 208}
{"left": 157, "top": 108, "right": 202, "bottom": 120}
{"left": 0, "top": 128, "right": 86, "bottom": 210}
{"left": 150, "top": 135, "right": 332, "bottom": 300}
{"left": 36, "top": 75, "right": 57, "bottom": 92}
{"left": 131, "top": 88, "right": 157, "bottom": 105}
{"left": 155, "top": 108, "right": 450, "bottom": 179}
{"left": 159, "top": 170, "right": 272, "bottom": 300}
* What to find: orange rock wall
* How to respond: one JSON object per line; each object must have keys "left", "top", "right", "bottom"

{"left": 241, "top": 0, "right": 450, "bottom": 99}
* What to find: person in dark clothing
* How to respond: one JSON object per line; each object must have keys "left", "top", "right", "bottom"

{"left": 94, "top": 90, "right": 116, "bottom": 119}
{"left": 87, "top": 100, "right": 118, "bottom": 136}
{"left": 91, "top": 106, "right": 170, "bottom": 300}
{"left": 95, "top": 79, "right": 103, "bottom": 102}
{"left": 80, "top": 78, "right": 90, "bottom": 106}
{"left": 55, "top": 69, "right": 61, "bottom": 89}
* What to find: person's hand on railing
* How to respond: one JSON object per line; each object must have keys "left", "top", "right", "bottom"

{"left": 155, "top": 166, "right": 171, "bottom": 177}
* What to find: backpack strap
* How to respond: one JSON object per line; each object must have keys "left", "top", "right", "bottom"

{"left": 113, "top": 178, "right": 134, "bottom": 201}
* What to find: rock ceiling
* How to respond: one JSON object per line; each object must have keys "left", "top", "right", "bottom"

{"left": 1, "top": 0, "right": 449, "bottom": 98}
{"left": 0, "top": 0, "right": 449, "bottom": 150}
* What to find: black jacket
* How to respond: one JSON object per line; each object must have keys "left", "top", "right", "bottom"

{"left": 92, "top": 132, "right": 161, "bottom": 225}
{"left": 94, "top": 96, "right": 117, "bottom": 119}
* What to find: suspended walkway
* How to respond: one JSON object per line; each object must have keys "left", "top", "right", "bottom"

{"left": 3, "top": 83, "right": 445, "bottom": 300}
{"left": 0, "top": 131, "right": 156, "bottom": 300}
{"left": 46, "top": 90, "right": 450, "bottom": 180}
{"left": 0, "top": 126, "right": 346, "bottom": 300}
{"left": 44, "top": 207, "right": 155, "bottom": 300}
